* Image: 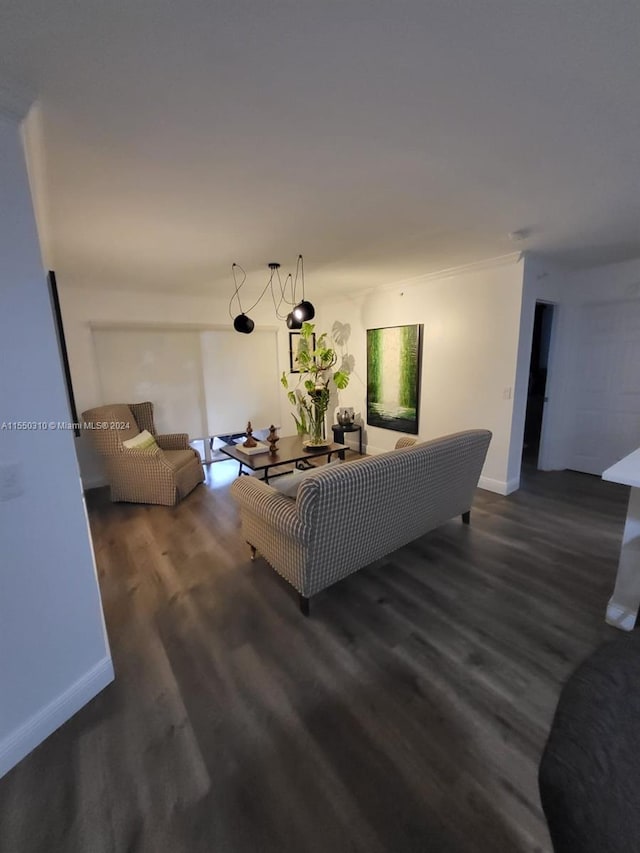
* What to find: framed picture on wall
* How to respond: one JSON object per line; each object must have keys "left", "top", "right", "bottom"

{"left": 367, "top": 324, "right": 423, "bottom": 434}
{"left": 289, "top": 331, "right": 316, "bottom": 373}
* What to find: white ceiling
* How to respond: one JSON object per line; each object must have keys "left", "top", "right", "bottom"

{"left": 2, "top": 0, "right": 640, "bottom": 295}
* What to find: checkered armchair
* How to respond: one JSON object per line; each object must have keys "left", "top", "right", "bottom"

{"left": 81, "top": 401, "right": 204, "bottom": 505}
{"left": 231, "top": 429, "right": 491, "bottom": 613}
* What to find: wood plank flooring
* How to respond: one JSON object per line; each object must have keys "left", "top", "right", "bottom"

{"left": 0, "top": 460, "right": 630, "bottom": 853}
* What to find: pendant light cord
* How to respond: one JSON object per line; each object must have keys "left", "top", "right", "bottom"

{"left": 297, "top": 254, "right": 305, "bottom": 301}
{"left": 229, "top": 264, "right": 284, "bottom": 318}
{"left": 229, "top": 254, "right": 307, "bottom": 322}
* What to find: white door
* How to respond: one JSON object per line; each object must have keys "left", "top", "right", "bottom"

{"left": 567, "top": 299, "right": 640, "bottom": 474}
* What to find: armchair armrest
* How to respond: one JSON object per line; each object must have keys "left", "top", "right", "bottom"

{"left": 107, "top": 443, "right": 181, "bottom": 505}
{"left": 156, "top": 433, "right": 190, "bottom": 451}
{"left": 120, "top": 444, "right": 162, "bottom": 457}
{"left": 231, "top": 477, "right": 307, "bottom": 542}
{"left": 119, "top": 444, "right": 179, "bottom": 472}
{"left": 119, "top": 445, "right": 175, "bottom": 472}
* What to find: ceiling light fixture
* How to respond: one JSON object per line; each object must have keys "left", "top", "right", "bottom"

{"left": 229, "top": 254, "right": 315, "bottom": 334}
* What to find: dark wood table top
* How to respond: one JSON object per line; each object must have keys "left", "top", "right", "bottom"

{"left": 219, "top": 434, "right": 348, "bottom": 471}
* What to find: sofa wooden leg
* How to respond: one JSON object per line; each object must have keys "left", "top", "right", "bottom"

{"left": 299, "top": 594, "right": 310, "bottom": 617}
{"left": 248, "top": 543, "right": 257, "bottom": 560}
{"left": 462, "top": 511, "right": 470, "bottom": 525}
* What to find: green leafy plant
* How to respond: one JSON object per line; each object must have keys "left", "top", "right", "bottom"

{"left": 281, "top": 322, "right": 350, "bottom": 445}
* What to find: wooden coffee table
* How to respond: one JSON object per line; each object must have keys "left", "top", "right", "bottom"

{"left": 219, "top": 435, "right": 348, "bottom": 483}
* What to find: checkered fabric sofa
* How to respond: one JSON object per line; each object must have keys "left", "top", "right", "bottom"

{"left": 231, "top": 429, "right": 491, "bottom": 613}
{"left": 82, "top": 401, "right": 204, "bottom": 505}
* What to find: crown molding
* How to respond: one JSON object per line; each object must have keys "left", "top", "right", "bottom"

{"left": 0, "top": 78, "right": 36, "bottom": 121}
{"left": 358, "top": 252, "right": 523, "bottom": 297}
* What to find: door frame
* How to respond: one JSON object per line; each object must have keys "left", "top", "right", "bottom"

{"left": 535, "top": 299, "right": 559, "bottom": 471}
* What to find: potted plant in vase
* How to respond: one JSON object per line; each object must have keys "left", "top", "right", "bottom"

{"left": 281, "top": 322, "right": 350, "bottom": 446}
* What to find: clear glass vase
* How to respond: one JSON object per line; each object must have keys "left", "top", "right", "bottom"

{"left": 307, "top": 410, "right": 325, "bottom": 445}
{"left": 306, "top": 390, "right": 328, "bottom": 446}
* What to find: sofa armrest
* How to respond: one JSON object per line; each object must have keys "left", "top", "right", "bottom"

{"left": 231, "top": 477, "right": 306, "bottom": 541}
{"left": 157, "top": 433, "right": 190, "bottom": 451}
{"left": 395, "top": 436, "right": 418, "bottom": 449}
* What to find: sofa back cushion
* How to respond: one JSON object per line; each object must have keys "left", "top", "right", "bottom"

{"left": 295, "top": 429, "right": 491, "bottom": 593}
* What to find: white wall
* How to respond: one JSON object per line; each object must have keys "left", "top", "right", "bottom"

{"left": 0, "top": 110, "right": 112, "bottom": 777}
{"left": 57, "top": 285, "right": 296, "bottom": 487}
{"left": 315, "top": 257, "right": 526, "bottom": 494}
{"left": 566, "top": 257, "right": 640, "bottom": 299}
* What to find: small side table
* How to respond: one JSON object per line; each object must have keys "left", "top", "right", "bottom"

{"left": 331, "top": 423, "right": 363, "bottom": 458}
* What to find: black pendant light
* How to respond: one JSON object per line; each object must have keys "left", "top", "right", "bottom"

{"left": 228, "top": 255, "right": 315, "bottom": 333}
{"left": 292, "top": 254, "right": 315, "bottom": 322}
{"left": 233, "top": 313, "right": 255, "bottom": 334}
{"left": 292, "top": 300, "right": 315, "bottom": 322}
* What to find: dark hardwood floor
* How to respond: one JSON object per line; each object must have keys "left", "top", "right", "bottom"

{"left": 0, "top": 460, "right": 630, "bottom": 853}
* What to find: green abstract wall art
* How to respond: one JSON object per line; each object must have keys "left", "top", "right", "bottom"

{"left": 367, "top": 324, "right": 423, "bottom": 434}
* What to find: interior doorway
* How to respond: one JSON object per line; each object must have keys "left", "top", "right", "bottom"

{"left": 522, "top": 301, "right": 555, "bottom": 466}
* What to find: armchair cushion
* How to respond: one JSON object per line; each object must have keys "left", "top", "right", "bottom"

{"left": 163, "top": 449, "right": 200, "bottom": 470}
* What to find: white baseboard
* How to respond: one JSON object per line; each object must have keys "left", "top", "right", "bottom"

{"left": 506, "top": 477, "right": 520, "bottom": 495}
{"left": 0, "top": 656, "right": 114, "bottom": 778}
{"left": 478, "top": 475, "right": 520, "bottom": 495}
